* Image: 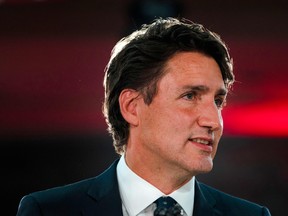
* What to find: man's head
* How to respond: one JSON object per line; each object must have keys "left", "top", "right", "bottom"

{"left": 103, "top": 17, "right": 234, "bottom": 155}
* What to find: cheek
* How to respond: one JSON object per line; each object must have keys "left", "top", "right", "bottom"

{"left": 142, "top": 108, "right": 183, "bottom": 145}
{"left": 219, "top": 114, "right": 224, "bottom": 137}
{"left": 157, "top": 108, "right": 194, "bottom": 131}
{"left": 212, "top": 130, "right": 223, "bottom": 158}
{"left": 219, "top": 112, "right": 224, "bottom": 128}
{"left": 140, "top": 100, "right": 198, "bottom": 141}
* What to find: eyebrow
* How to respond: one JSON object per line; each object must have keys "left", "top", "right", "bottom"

{"left": 181, "top": 85, "right": 228, "bottom": 96}
{"left": 216, "top": 88, "right": 228, "bottom": 96}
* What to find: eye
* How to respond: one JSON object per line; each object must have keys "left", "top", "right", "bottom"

{"left": 215, "top": 97, "right": 226, "bottom": 108}
{"left": 183, "top": 92, "right": 196, "bottom": 100}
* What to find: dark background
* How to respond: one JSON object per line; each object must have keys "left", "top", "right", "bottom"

{"left": 1, "top": 0, "right": 287, "bottom": 215}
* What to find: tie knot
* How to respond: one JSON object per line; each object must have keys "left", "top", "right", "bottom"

{"left": 154, "top": 196, "right": 184, "bottom": 216}
{"left": 155, "top": 196, "right": 176, "bottom": 209}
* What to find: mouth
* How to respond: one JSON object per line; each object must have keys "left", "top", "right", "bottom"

{"left": 189, "top": 138, "right": 213, "bottom": 146}
{"left": 188, "top": 137, "right": 214, "bottom": 152}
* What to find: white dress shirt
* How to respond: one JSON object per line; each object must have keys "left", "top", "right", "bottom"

{"left": 116, "top": 155, "right": 195, "bottom": 216}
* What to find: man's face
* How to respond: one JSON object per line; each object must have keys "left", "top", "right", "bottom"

{"left": 134, "top": 52, "right": 227, "bottom": 177}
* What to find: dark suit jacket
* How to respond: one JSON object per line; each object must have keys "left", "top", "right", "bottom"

{"left": 17, "top": 160, "right": 271, "bottom": 216}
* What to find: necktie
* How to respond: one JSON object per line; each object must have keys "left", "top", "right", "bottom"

{"left": 154, "top": 196, "right": 184, "bottom": 216}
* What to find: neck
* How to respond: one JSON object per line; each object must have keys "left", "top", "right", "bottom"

{"left": 125, "top": 149, "right": 193, "bottom": 194}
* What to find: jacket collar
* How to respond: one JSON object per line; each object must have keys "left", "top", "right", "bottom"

{"left": 83, "top": 159, "right": 123, "bottom": 216}
{"left": 82, "top": 159, "right": 222, "bottom": 216}
{"left": 193, "top": 179, "right": 223, "bottom": 216}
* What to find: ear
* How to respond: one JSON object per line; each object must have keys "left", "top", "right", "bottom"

{"left": 119, "top": 89, "right": 140, "bottom": 126}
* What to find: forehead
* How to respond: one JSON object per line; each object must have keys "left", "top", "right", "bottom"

{"left": 157, "top": 52, "right": 226, "bottom": 94}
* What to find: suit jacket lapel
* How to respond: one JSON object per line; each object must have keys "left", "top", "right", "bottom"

{"left": 80, "top": 160, "right": 224, "bottom": 216}
{"left": 82, "top": 159, "right": 123, "bottom": 216}
{"left": 193, "top": 179, "right": 223, "bottom": 216}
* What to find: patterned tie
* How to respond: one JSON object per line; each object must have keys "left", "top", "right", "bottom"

{"left": 154, "top": 196, "right": 184, "bottom": 216}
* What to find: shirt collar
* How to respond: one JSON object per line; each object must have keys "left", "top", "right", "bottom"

{"left": 116, "top": 155, "right": 195, "bottom": 216}
{"left": 169, "top": 176, "right": 195, "bottom": 216}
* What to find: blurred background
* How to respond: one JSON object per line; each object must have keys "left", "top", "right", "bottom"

{"left": 1, "top": 0, "right": 287, "bottom": 215}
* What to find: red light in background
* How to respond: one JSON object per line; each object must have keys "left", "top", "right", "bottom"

{"left": 223, "top": 100, "right": 288, "bottom": 137}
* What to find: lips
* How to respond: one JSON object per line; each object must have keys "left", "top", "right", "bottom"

{"left": 188, "top": 137, "right": 213, "bottom": 152}
{"left": 189, "top": 138, "right": 212, "bottom": 146}
{"left": 190, "top": 138, "right": 210, "bottom": 145}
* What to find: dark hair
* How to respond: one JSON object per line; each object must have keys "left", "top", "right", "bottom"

{"left": 103, "top": 17, "right": 234, "bottom": 154}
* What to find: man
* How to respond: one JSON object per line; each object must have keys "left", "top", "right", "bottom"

{"left": 17, "top": 17, "right": 271, "bottom": 216}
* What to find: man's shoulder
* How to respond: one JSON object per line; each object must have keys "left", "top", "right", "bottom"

{"left": 197, "top": 181, "right": 271, "bottom": 216}
{"left": 31, "top": 176, "right": 97, "bottom": 199}
{"left": 21, "top": 160, "right": 119, "bottom": 205}
{"left": 17, "top": 160, "right": 120, "bottom": 215}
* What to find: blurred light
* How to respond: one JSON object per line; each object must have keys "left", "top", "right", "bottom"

{"left": 223, "top": 101, "right": 288, "bottom": 137}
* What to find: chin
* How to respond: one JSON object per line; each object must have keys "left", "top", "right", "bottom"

{"left": 191, "top": 159, "right": 214, "bottom": 175}
{"left": 199, "top": 166, "right": 213, "bottom": 174}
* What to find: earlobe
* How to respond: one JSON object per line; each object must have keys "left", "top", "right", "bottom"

{"left": 119, "top": 89, "right": 139, "bottom": 126}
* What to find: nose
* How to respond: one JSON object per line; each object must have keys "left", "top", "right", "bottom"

{"left": 197, "top": 103, "right": 223, "bottom": 132}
